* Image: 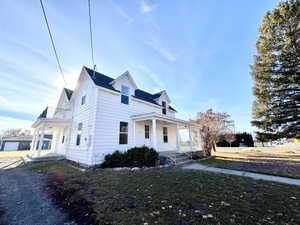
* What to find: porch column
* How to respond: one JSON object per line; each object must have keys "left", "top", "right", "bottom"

{"left": 152, "top": 119, "right": 157, "bottom": 150}
{"left": 30, "top": 129, "right": 38, "bottom": 151}
{"left": 188, "top": 125, "right": 192, "bottom": 151}
{"left": 176, "top": 123, "right": 181, "bottom": 152}
{"left": 38, "top": 125, "right": 45, "bottom": 156}
{"left": 132, "top": 120, "right": 136, "bottom": 147}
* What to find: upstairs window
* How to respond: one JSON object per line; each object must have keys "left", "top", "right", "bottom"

{"left": 163, "top": 127, "right": 168, "bottom": 143}
{"left": 162, "top": 101, "right": 167, "bottom": 115}
{"left": 145, "top": 125, "right": 150, "bottom": 139}
{"left": 119, "top": 122, "right": 128, "bottom": 144}
{"left": 76, "top": 123, "right": 83, "bottom": 146}
{"left": 81, "top": 95, "right": 86, "bottom": 105}
{"left": 121, "top": 85, "right": 129, "bottom": 104}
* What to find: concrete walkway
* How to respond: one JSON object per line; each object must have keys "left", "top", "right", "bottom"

{"left": 183, "top": 163, "right": 300, "bottom": 186}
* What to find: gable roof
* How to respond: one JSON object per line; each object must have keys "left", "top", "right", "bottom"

{"left": 64, "top": 88, "right": 73, "bottom": 100}
{"left": 109, "top": 71, "right": 138, "bottom": 90}
{"left": 153, "top": 90, "right": 171, "bottom": 103}
{"left": 83, "top": 66, "right": 177, "bottom": 112}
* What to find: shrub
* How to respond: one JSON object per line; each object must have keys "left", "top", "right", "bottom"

{"left": 101, "top": 151, "right": 125, "bottom": 168}
{"left": 101, "top": 146, "right": 159, "bottom": 168}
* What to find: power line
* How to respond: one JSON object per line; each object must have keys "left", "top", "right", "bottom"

{"left": 88, "top": 0, "right": 96, "bottom": 72}
{"left": 40, "top": 0, "right": 67, "bottom": 87}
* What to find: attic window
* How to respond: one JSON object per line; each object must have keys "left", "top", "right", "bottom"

{"left": 121, "top": 85, "right": 129, "bottom": 104}
{"left": 162, "top": 101, "right": 167, "bottom": 115}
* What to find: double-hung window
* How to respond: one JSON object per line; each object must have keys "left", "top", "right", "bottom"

{"left": 163, "top": 127, "right": 168, "bottom": 143}
{"left": 81, "top": 95, "right": 86, "bottom": 105}
{"left": 145, "top": 125, "right": 150, "bottom": 139}
{"left": 162, "top": 101, "right": 167, "bottom": 115}
{"left": 119, "top": 122, "right": 128, "bottom": 144}
{"left": 121, "top": 85, "right": 129, "bottom": 104}
{"left": 76, "top": 123, "right": 83, "bottom": 146}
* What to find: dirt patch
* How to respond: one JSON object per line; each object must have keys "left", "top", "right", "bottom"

{"left": 46, "top": 177, "right": 97, "bottom": 225}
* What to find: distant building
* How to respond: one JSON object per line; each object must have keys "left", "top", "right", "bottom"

{"left": 0, "top": 135, "right": 52, "bottom": 151}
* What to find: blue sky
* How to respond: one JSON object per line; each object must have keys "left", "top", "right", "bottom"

{"left": 0, "top": 0, "right": 280, "bottom": 132}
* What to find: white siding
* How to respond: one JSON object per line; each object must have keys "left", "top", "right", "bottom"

{"left": 135, "top": 121, "right": 177, "bottom": 151}
{"left": 51, "top": 69, "right": 180, "bottom": 166}
{"left": 89, "top": 87, "right": 179, "bottom": 164}
{"left": 65, "top": 71, "right": 98, "bottom": 165}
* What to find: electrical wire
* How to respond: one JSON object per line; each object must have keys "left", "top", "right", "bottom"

{"left": 88, "top": 0, "right": 97, "bottom": 80}
{"left": 40, "top": 0, "right": 67, "bottom": 87}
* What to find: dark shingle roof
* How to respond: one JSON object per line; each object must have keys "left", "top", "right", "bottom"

{"left": 134, "top": 89, "right": 160, "bottom": 105}
{"left": 83, "top": 66, "right": 177, "bottom": 111}
{"left": 84, "top": 66, "right": 119, "bottom": 92}
{"left": 168, "top": 105, "right": 177, "bottom": 112}
{"left": 38, "top": 107, "right": 48, "bottom": 119}
{"left": 64, "top": 88, "right": 73, "bottom": 100}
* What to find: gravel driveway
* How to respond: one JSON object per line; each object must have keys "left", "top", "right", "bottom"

{"left": 0, "top": 164, "right": 76, "bottom": 225}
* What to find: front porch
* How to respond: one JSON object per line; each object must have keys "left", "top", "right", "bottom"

{"left": 131, "top": 112, "right": 201, "bottom": 154}
{"left": 30, "top": 116, "right": 71, "bottom": 158}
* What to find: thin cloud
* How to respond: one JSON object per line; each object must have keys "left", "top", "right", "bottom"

{"left": 109, "top": 0, "right": 133, "bottom": 24}
{"left": 0, "top": 116, "right": 33, "bottom": 130}
{"left": 133, "top": 63, "right": 165, "bottom": 91}
{"left": 144, "top": 38, "right": 177, "bottom": 62}
{"left": 139, "top": 0, "right": 157, "bottom": 14}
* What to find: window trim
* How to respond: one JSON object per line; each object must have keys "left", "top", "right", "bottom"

{"left": 145, "top": 125, "right": 150, "bottom": 139}
{"left": 162, "top": 101, "right": 167, "bottom": 115}
{"left": 119, "top": 121, "right": 128, "bottom": 144}
{"left": 163, "top": 127, "right": 168, "bottom": 143}
{"left": 121, "top": 85, "right": 129, "bottom": 104}
{"left": 76, "top": 123, "right": 83, "bottom": 146}
{"left": 81, "top": 95, "right": 86, "bottom": 105}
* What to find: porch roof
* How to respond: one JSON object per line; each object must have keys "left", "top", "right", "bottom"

{"left": 131, "top": 112, "right": 196, "bottom": 126}
{"left": 32, "top": 118, "right": 71, "bottom": 128}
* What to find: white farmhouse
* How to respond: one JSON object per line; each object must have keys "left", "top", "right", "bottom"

{"left": 30, "top": 66, "right": 201, "bottom": 166}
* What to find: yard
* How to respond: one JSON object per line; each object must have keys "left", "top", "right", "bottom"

{"left": 202, "top": 147, "right": 300, "bottom": 178}
{"left": 25, "top": 160, "right": 300, "bottom": 225}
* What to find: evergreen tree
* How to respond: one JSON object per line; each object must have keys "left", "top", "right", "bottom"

{"left": 251, "top": 0, "right": 300, "bottom": 138}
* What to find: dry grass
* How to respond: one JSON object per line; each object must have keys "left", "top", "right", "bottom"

{"left": 213, "top": 147, "right": 300, "bottom": 162}
{"left": 200, "top": 147, "right": 300, "bottom": 178}
{"left": 0, "top": 150, "right": 50, "bottom": 158}
{"left": 25, "top": 161, "right": 300, "bottom": 225}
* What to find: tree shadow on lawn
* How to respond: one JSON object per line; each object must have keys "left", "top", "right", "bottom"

{"left": 25, "top": 161, "right": 300, "bottom": 225}
{"left": 202, "top": 157, "right": 300, "bottom": 179}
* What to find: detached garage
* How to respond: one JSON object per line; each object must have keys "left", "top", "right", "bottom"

{"left": 0, "top": 136, "right": 32, "bottom": 151}
{"left": 3, "top": 142, "right": 20, "bottom": 151}
{"left": 0, "top": 135, "right": 52, "bottom": 151}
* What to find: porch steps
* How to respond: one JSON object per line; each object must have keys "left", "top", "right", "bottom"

{"left": 160, "top": 151, "right": 193, "bottom": 165}
{"left": 22, "top": 153, "right": 65, "bottom": 164}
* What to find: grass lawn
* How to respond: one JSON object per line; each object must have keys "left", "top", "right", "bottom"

{"left": 26, "top": 161, "right": 300, "bottom": 225}
{"left": 200, "top": 157, "right": 300, "bottom": 179}
{"left": 206, "top": 148, "right": 300, "bottom": 179}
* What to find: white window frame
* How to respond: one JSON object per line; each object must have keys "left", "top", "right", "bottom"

{"left": 81, "top": 95, "right": 86, "bottom": 105}
{"left": 119, "top": 121, "right": 128, "bottom": 144}
{"left": 76, "top": 123, "right": 83, "bottom": 146}
{"left": 121, "top": 85, "right": 130, "bottom": 104}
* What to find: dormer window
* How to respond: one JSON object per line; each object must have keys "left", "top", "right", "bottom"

{"left": 162, "top": 101, "right": 167, "bottom": 115}
{"left": 121, "top": 85, "right": 129, "bottom": 104}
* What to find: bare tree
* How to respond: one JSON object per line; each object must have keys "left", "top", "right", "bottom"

{"left": 191, "top": 109, "right": 234, "bottom": 156}
{"left": 0, "top": 129, "right": 31, "bottom": 138}
{"left": 225, "top": 132, "right": 236, "bottom": 147}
